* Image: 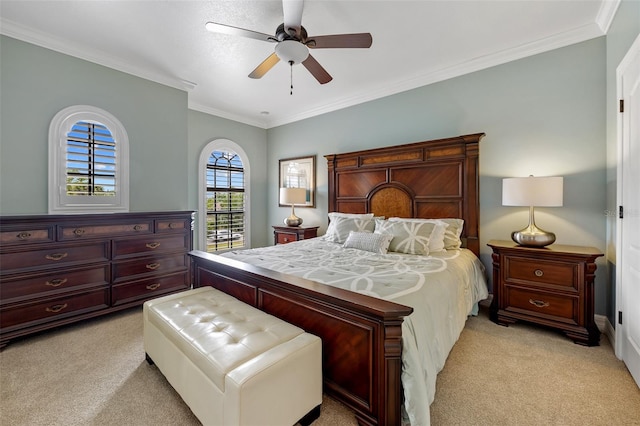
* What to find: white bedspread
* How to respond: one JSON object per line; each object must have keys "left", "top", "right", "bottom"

{"left": 222, "top": 238, "right": 488, "bottom": 425}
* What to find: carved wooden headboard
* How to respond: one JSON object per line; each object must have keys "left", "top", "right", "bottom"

{"left": 325, "top": 133, "right": 485, "bottom": 256}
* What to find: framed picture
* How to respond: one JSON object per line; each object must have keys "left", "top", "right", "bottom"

{"left": 279, "top": 155, "right": 316, "bottom": 208}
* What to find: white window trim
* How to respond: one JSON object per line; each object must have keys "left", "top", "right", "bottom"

{"left": 48, "top": 105, "right": 129, "bottom": 214}
{"left": 198, "top": 139, "right": 251, "bottom": 252}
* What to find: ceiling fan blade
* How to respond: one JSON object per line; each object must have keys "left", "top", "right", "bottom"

{"left": 205, "top": 21, "right": 274, "bottom": 43}
{"left": 282, "top": 0, "right": 304, "bottom": 37}
{"left": 302, "top": 54, "right": 332, "bottom": 84}
{"left": 249, "top": 53, "right": 281, "bottom": 79}
{"left": 307, "top": 33, "right": 373, "bottom": 49}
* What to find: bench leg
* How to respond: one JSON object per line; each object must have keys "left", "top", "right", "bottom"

{"left": 145, "top": 353, "right": 155, "bottom": 366}
{"left": 297, "top": 404, "right": 321, "bottom": 426}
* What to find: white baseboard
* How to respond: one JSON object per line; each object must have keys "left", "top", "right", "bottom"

{"left": 595, "top": 314, "right": 616, "bottom": 348}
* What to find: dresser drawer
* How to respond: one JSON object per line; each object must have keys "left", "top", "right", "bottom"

{"left": 504, "top": 256, "right": 578, "bottom": 291}
{"left": 0, "top": 288, "right": 110, "bottom": 332}
{"left": 0, "top": 242, "right": 110, "bottom": 274}
{"left": 155, "top": 217, "right": 191, "bottom": 233}
{"left": 58, "top": 221, "right": 153, "bottom": 240}
{"left": 112, "top": 253, "right": 189, "bottom": 283}
{"left": 112, "top": 234, "right": 189, "bottom": 259}
{"left": 0, "top": 265, "right": 109, "bottom": 302}
{"left": 111, "top": 272, "right": 190, "bottom": 306}
{"left": 505, "top": 286, "right": 578, "bottom": 325}
{"left": 0, "top": 224, "right": 55, "bottom": 246}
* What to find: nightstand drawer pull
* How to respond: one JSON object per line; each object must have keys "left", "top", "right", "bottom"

{"left": 146, "top": 242, "right": 161, "bottom": 249}
{"left": 534, "top": 269, "right": 544, "bottom": 277}
{"left": 146, "top": 263, "right": 160, "bottom": 270}
{"left": 529, "top": 298, "right": 550, "bottom": 308}
{"left": 17, "top": 232, "right": 32, "bottom": 240}
{"left": 146, "top": 283, "right": 161, "bottom": 290}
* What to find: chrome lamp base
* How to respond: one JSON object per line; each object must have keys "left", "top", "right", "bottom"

{"left": 511, "top": 206, "right": 556, "bottom": 247}
{"left": 283, "top": 205, "right": 303, "bottom": 227}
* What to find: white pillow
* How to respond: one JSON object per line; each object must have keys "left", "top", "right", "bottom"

{"left": 324, "top": 216, "right": 375, "bottom": 243}
{"left": 343, "top": 231, "right": 393, "bottom": 254}
{"left": 388, "top": 217, "right": 449, "bottom": 252}
{"left": 374, "top": 218, "right": 437, "bottom": 255}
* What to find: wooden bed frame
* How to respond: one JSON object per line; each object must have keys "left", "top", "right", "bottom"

{"left": 189, "top": 133, "right": 484, "bottom": 426}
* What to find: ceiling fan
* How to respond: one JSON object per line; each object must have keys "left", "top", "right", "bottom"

{"left": 205, "top": 0, "right": 372, "bottom": 85}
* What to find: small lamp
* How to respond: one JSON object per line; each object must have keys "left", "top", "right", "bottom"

{"left": 502, "top": 175, "right": 563, "bottom": 247}
{"left": 280, "top": 187, "right": 306, "bottom": 227}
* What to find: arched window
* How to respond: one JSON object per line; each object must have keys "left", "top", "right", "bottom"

{"left": 198, "top": 139, "right": 250, "bottom": 253}
{"left": 48, "top": 105, "right": 129, "bottom": 213}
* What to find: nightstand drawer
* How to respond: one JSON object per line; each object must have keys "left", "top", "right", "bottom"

{"left": 277, "top": 233, "right": 296, "bottom": 244}
{"left": 505, "top": 286, "right": 577, "bottom": 323}
{"left": 505, "top": 256, "right": 577, "bottom": 290}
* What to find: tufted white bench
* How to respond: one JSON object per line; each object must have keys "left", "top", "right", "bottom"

{"left": 143, "top": 286, "right": 322, "bottom": 426}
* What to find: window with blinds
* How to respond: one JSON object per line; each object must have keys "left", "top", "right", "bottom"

{"left": 49, "top": 105, "right": 129, "bottom": 214}
{"left": 66, "top": 121, "right": 117, "bottom": 196}
{"left": 205, "top": 150, "right": 245, "bottom": 252}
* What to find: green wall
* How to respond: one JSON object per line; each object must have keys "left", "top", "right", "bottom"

{"left": 267, "top": 37, "right": 608, "bottom": 312}
{"left": 0, "top": 36, "right": 189, "bottom": 213}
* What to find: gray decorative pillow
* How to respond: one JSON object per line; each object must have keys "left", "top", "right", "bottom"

{"left": 324, "top": 216, "right": 375, "bottom": 244}
{"left": 343, "top": 231, "right": 393, "bottom": 254}
{"left": 439, "top": 218, "right": 464, "bottom": 249}
{"left": 388, "top": 218, "right": 449, "bottom": 252}
{"left": 374, "top": 219, "right": 437, "bottom": 255}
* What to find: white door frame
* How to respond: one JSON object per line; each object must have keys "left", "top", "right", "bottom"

{"left": 615, "top": 32, "right": 640, "bottom": 382}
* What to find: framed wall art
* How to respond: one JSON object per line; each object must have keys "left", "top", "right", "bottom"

{"left": 278, "top": 155, "right": 315, "bottom": 208}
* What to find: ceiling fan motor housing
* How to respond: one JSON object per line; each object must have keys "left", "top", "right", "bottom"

{"left": 276, "top": 23, "right": 308, "bottom": 43}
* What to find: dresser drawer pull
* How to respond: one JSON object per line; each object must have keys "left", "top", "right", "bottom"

{"left": 146, "top": 283, "right": 161, "bottom": 290}
{"left": 45, "top": 252, "right": 68, "bottom": 261}
{"left": 146, "top": 242, "right": 161, "bottom": 249}
{"left": 146, "top": 263, "right": 160, "bottom": 270}
{"left": 168, "top": 222, "right": 176, "bottom": 229}
{"left": 45, "top": 303, "right": 68, "bottom": 313}
{"left": 73, "top": 228, "right": 85, "bottom": 236}
{"left": 283, "top": 237, "right": 289, "bottom": 242}
{"left": 529, "top": 299, "right": 550, "bottom": 308}
{"left": 133, "top": 224, "right": 143, "bottom": 231}
{"left": 534, "top": 269, "right": 544, "bottom": 277}
{"left": 17, "top": 232, "right": 32, "bottom": 240}
{"left": 45, "top": 278, "right": 68, "bottom": 287}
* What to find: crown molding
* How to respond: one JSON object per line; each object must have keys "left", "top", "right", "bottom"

{"left": 0, "top": 18, "right": 194, "bottom": 93}
{"left": 595, "top": 0, "right": 621, "bottom": 34}
{"left": 266, "top": 21, "right": 606, "bottom": 128}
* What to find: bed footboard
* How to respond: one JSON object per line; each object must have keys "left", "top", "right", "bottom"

{"left": 189, "top": 250, "right": 413, "bottom": 426}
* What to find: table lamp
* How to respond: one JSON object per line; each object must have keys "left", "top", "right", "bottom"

{"left": 280, "top": 187, "right": 306, "bottom": 226}
{"left": 502, "top": 175, "right": 563, "bottom": 247}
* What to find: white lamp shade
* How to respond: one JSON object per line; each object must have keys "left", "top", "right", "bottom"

{"left": 502, "top": 176, "right": 563, "bottom": 207}
{"left": 280, "top": 187, "right": 306, "bottom": 205}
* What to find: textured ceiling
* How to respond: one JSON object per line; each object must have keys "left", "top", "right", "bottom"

{"left": 0, "top": 1, "right": 618, "bottom": 128}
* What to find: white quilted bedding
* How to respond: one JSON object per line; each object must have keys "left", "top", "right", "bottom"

{"left": 222, "top": 237, "right": 488, "bottom": 425}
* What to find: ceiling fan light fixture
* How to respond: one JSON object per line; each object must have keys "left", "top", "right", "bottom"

{"left": 275, "top": 40, "right": 309, "bottom": 64}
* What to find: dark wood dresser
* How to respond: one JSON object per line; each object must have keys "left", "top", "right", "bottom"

{"left": 0, "top": 211, "right": 194, "bottom": 348}
{"left": 487, "top": 240, "right": 603, "bottom": 346}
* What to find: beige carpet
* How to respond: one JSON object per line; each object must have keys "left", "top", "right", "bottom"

{"left": 1, "top": 306, "right": 638, "bottom": 425}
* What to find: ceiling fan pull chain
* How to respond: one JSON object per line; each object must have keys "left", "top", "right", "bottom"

{"left": 289, "top": 60, "right": 294, "bottom": 95}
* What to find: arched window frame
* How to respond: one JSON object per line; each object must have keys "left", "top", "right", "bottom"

{"left": 48, "top": 105, "right": 129, "bottom": 214}
{"left": 198, "top": 139, "right": 251, "bottom": 252}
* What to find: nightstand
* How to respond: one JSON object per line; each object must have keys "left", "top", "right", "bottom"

{"left": 487, "top": 240, "right": 603, "bottom": 346}
{"left": 272, "top": 225, "right": 319, "bottom": 245}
